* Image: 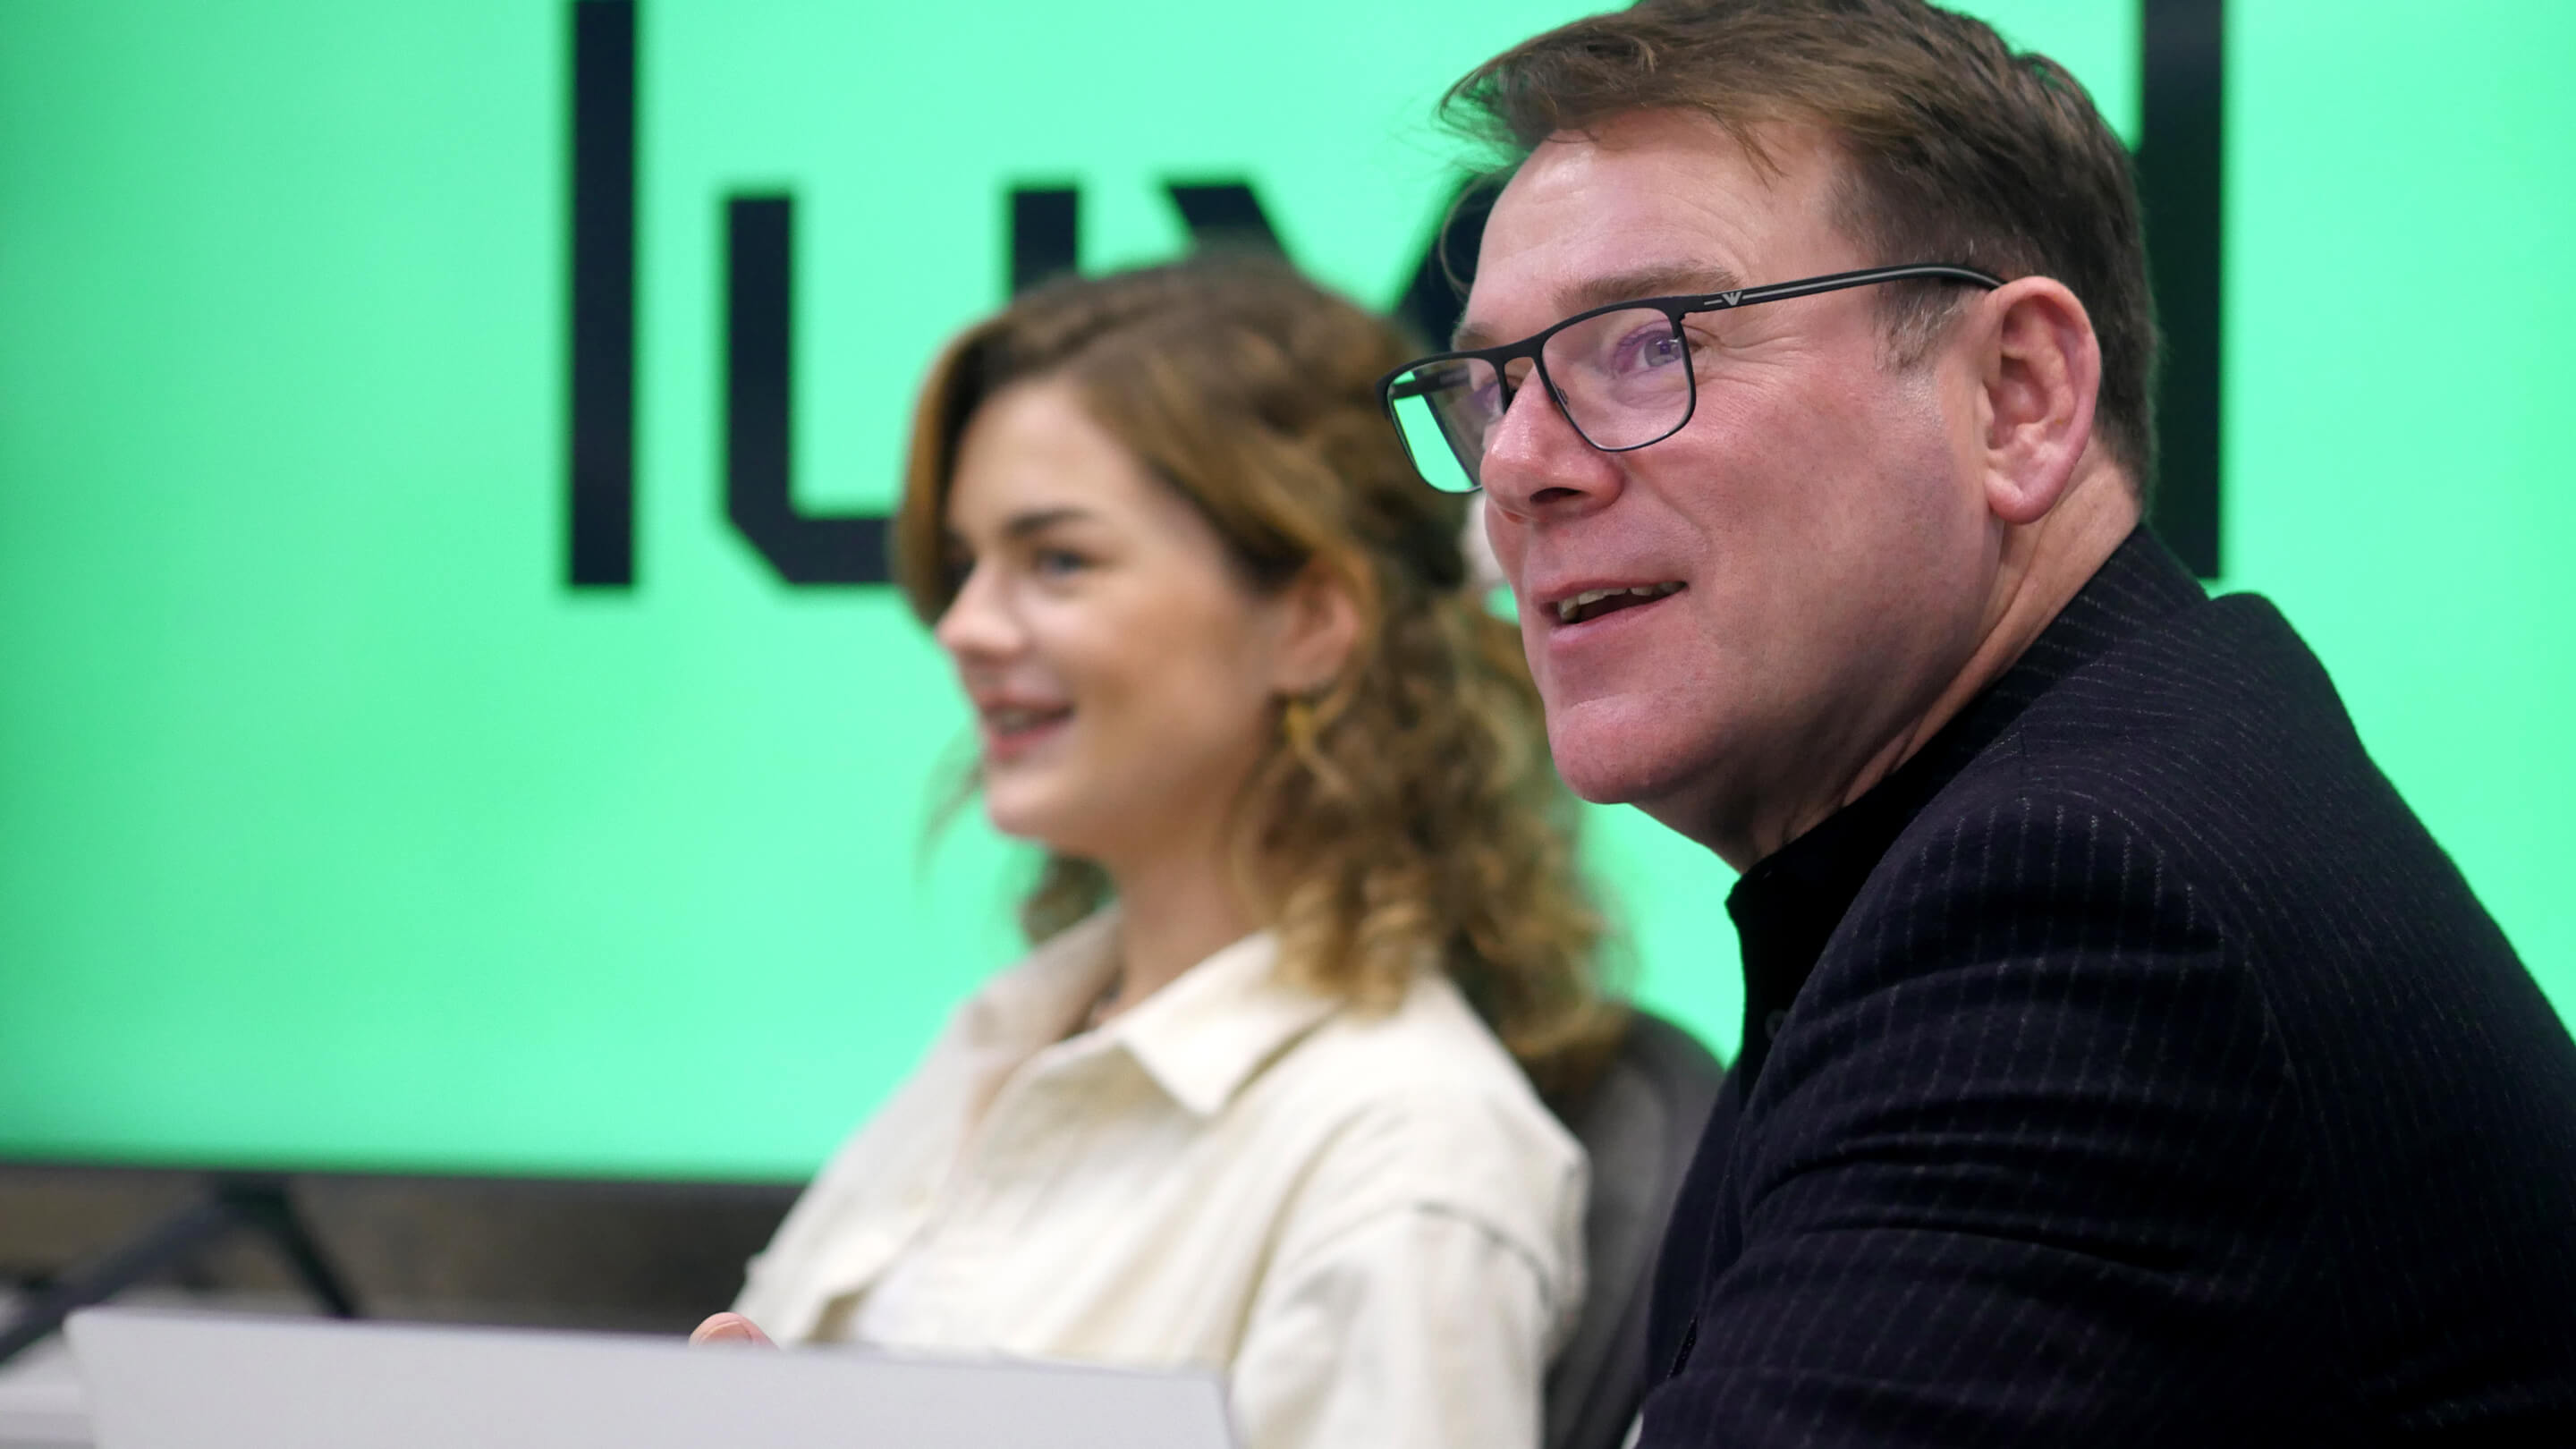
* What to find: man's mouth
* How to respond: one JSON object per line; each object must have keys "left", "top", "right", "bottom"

{"left": 1553, "top": 581, "right": 1684, "bottom": 625}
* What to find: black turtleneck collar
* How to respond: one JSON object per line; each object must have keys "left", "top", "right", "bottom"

{"left": 1722, "top": 526, "right": 2207, "bottom": 1086}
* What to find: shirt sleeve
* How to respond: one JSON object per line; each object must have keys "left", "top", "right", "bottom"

{"left": 1229, "top": 1205, "right": 1560, "bottom": 1449}
{"left": 1645, "top": 798, "right": 2321, "bottom": 1446}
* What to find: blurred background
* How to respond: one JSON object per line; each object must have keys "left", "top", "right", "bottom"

{"left": 2, "top": 0, "right": 2569, "bottom": 1426}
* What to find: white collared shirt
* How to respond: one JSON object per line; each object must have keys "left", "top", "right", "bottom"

{"left": 733, "top": 911, "right": 1588, "bottom": 1449}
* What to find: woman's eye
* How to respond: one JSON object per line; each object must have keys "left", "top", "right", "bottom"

{"left": 1032, "top": 547, "right": 1089, "bottom": 578}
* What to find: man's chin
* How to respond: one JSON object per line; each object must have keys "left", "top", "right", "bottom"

{"left": 1546, "top": 711, "right": 1696, "bottom": 809}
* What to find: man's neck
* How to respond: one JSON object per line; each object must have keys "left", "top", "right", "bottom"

{"left": 1726, "top": 476, "right": 2142, "bottom": 870}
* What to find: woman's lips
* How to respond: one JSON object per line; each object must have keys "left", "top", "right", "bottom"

{"left": 980, "top": 706, "right": 1072, "bottom": 765}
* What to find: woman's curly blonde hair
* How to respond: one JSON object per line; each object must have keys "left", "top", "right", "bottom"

{"left": 894, "top": 254, "right": 1623, "bottom": 1099}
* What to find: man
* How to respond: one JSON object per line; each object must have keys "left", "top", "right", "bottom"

{"left": 1378, "top": 0, "right": 2576, "bottom": 1441}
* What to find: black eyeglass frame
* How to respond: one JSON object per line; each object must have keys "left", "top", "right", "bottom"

{"left": 1377, "top": 262, "right": 2005, "bottom": 490}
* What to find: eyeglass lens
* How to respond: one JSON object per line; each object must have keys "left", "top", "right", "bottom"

{"left": 1385, "top": 307, "right": 1694, "bottom": 494}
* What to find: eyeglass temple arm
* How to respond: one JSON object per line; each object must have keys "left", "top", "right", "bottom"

{"left": 1696, "top": 263, "right": 2004, "bottom": 312}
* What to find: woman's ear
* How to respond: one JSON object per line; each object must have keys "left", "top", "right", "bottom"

{"left": 1267, "top": 562, "right": 1364, "bottom": 698}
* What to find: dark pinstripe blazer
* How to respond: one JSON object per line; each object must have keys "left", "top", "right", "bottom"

{"left": 1642, "top": 529, "right": 2576, "bottom": 1445}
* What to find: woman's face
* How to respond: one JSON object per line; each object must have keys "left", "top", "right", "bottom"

{"left": 934, "top": 378, "right": 1350, "bottom": 867}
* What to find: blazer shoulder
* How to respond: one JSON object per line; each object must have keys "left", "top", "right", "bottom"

{"left": 1902, "top": 585, "right": 2505, "bottom": 976}
{"left": 2013, "top": 589, "right": 2357, "bottom": 773}
{"left": 1953, "top": 591, "right": 2372, "bottom": 843}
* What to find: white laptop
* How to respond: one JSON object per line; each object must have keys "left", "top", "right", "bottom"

{"left": 68, "top": 1307, "right": 1236, "bottom": 1449}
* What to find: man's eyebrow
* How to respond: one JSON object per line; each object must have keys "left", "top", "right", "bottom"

{"left": 1450, "top": 263, "right": 1749, "bottom": 352}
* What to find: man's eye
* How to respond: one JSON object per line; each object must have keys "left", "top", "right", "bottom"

{"left": 1033, "top": 548, "right": 1089, "bottom": 577}
{"left": 1609, "top": 324, "right": 1686, "bottom": 376}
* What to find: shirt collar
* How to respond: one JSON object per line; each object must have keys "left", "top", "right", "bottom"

{"left": 950, "top": 908, "right": 1127, "bottom": 1058}
{"left": 1723, "top": 525, "right": 2207, "bottom": 1086}
{"left": 957, "top": 909, "right": 1343, "bottom": 1119}
{"left": 1103, "top": 930, "right": 1342, "bottom": 1119}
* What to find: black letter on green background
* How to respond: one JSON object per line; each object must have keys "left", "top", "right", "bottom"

{"left": 2140, "top": 0, "right": 2224, "bottom": 577}
{"left": 725, "top": 195, "right": 891, "bottom": 586}
{"left": 567, "top": 0, "right": 637, "bottom": 589}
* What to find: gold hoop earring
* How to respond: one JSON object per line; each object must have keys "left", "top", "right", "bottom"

{"left": 1281, "top": 696, "right": 1318, "bottom": 754}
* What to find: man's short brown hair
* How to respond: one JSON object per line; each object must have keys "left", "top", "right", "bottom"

{"left": 1447, "top": 0, "right": 2158, "bottom": 490}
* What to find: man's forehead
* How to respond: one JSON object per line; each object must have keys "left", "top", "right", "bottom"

{"left": 1455, "top": 115, "right": 1843, "bottom": 347}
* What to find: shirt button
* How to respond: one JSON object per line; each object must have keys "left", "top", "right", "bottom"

{"left": 1764, "top": 1009, "right": 1790, "bottom": 1040}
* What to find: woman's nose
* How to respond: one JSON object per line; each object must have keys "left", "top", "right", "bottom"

{"left": 932, "top": 564, "right": 1023, "bottom": 661}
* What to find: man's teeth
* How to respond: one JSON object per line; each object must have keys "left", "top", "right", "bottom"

{"left": 1555, "top": 581, "right": 1682, "bottom": 623}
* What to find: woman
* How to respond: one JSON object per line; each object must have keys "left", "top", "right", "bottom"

{"left": 704, "top": 256, "right": 1621, "bottom": 1449}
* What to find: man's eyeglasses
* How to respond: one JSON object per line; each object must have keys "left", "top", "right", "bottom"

{"left": 1377, "top": 263, "right": 2004, "bottom": 495}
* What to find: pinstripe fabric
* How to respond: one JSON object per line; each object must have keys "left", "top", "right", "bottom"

{"left": 1641, "top": 529, "right": 2576, "bottom": 1445}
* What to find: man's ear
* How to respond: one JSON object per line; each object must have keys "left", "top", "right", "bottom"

{"left": 1974, "top": 276, "right": 2102, "bottom": 526}
{"left": 1268, "top": 562, "right": 1364, "bottom": 698}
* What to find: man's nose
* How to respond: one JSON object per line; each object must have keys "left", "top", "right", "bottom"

{"left": 1477, "top": 375, "right": 1623, "bottom": 524}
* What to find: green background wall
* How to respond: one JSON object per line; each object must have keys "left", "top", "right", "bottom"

{"left": 1, "top": 1, "right": 2566, "bottom": 1179}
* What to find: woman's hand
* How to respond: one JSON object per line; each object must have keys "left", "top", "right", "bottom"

{"left": 689, "top": 1312, "right": 776, "bottom": 1347}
